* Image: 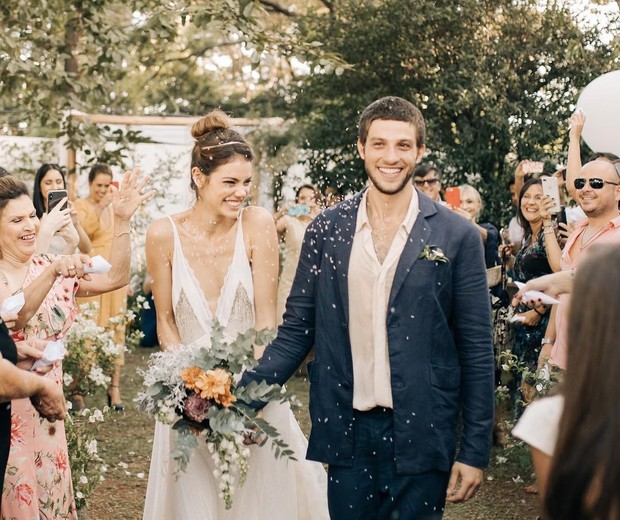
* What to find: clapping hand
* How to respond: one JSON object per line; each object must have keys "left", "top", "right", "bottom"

{"left": 52, "top": 253, "right": 93, "bottom": 279}
{"left": 112, "top": 168, "right": 156, "bottom": 221}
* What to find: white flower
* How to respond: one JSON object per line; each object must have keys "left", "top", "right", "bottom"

{"left": 79, "top": 475, "right": 88, "bottom": 484}
{"left": 86, "top": 439, "right": 98, "bottom": 456}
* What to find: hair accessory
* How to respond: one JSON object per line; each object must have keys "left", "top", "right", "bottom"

{"left": 200, "top": 141, "right": 243, "bottom": 151}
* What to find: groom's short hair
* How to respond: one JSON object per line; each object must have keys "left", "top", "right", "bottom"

{"left": 358, "top": 96, "right": 426, "bottom": 148}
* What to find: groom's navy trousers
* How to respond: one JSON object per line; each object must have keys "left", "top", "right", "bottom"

{"left": 327, "top": 407, "right": 448, "bottom": 520}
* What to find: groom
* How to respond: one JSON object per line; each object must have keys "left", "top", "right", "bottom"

{"left": 241, "top": 96, "right": 494, "bottom": 519}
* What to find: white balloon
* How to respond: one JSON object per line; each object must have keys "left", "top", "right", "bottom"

{"left": 576, "top": 70, "right": 620, "bottom": 157}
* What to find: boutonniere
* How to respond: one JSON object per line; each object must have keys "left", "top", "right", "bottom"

{"left": 418, "top": 244, "right": 449, "bottom": 264}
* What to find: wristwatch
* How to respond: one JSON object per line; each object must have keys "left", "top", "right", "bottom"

{"left": 541, "top": 338, "right": 554, "bottom": 346}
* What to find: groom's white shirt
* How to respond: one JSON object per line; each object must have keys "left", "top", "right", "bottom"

{"left": 348, "top": 188, "right": 419, "bottom": 411}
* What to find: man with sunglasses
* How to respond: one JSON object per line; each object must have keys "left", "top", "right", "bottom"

{"left": 539, "top": 159, "right": 620, "bottom": 372}
{"left": 413, "top": 163, "right": 443, "bottom": 202}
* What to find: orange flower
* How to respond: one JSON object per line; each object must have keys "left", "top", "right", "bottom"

{"left": 180, "top": 366, "right": 205, "bottom": 392}
{"left": 194, "top": 368, "right": 237, "bottom": 408}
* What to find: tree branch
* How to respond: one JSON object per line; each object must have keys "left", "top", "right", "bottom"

{"left": 257, "top": 0, "right": 296, "bottom": 17}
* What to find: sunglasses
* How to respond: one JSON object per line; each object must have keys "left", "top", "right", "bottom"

{"left": 414, "top": 178, "right": 439, "bottom": 186}
{"left": 574, "top": 178, "right": 619, "bottom": 190}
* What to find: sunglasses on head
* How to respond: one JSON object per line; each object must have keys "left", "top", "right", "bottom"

{"left": 414, "top": 178, "right": 439, "bottom": 186}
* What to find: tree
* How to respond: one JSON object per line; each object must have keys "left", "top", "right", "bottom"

{"left": 0, "top": 0, "right": 340, "bottom": 162}
{"left": 292, "top": 0, "right": 619, "bottom": 225}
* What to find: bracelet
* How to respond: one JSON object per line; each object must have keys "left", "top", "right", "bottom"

{"left": 534, "top": 307, "right": 546, "bottom": 316}
{"left": 113, "top": 230, "right": 130, "bottom": 237}
{"left": 541, "top": 338, "right": 554, "bottom": 346}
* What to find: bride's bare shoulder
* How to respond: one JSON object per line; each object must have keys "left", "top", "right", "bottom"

{"left": 241, "top": 205, "right": 275, "bottom": 231}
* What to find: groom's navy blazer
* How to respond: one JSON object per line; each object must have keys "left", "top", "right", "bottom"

{"left": 242, "top": 189, "right": 494, "bottom": 474}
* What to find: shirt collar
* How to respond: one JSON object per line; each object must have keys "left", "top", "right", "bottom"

{"left": 356, "top": 187, "right": 419, "bottom": 233}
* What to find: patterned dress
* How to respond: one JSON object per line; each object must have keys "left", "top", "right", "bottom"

{"left": 510, "top": 231, "right": 552, "bottom": 414}
{"left": 2, "top": 255, "right": 79, "bottom": 520}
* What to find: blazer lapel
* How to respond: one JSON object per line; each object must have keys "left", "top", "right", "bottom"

{"left": 388, "top": 193, "right": 437, "bottom": 306}
{"left": 332, "top": 192, "right": 363, "bottom": 323}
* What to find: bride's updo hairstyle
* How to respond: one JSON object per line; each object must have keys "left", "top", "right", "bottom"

{"left": 190, "top": 109, "right": 254, "bottom": 197}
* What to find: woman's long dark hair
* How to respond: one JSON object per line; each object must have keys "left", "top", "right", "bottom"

{"left": 515, "top": 178, "right": 542, "bottom": 234}
{"left": 544, "top": 243, "right": 620, "bottom": 519}
{"left": 32, "top": 163, "right": 66, "bottom": 218}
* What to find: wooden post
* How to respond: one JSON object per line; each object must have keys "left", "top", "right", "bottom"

{"left": 66, "top": 147, "right": 77, "bottom": 200}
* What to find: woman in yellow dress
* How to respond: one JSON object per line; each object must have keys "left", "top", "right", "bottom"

{"left": 75, "top": 163, "right": 128, "bottom": 409}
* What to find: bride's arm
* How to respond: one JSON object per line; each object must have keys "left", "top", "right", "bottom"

{"left": 246, "top": 207, "right": 279, "bottom": 358}
{"left": 146, "top": 218, "right": 181, "bottom": 349}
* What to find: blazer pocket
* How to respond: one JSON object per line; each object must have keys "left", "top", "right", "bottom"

{"left": 429, "top": 364, "right": 461, "bottom": 389}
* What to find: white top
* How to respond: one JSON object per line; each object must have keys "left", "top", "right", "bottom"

{"left": 348, "top": 189, "right": 419, "bottom": 410}
{"left": 512, "top": 394, "right": 564, "bottom": 456}
{"left": 167, "top": 213, "right": 255, "bottom": 343}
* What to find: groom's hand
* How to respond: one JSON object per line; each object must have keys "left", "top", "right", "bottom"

{"left": 446, "top": 461, "right": 483, "bottom": 503}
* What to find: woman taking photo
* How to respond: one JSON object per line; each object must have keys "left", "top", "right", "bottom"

{"left": 503, "top": 178, "right": 562, "bottom": 411}
{"left": 0, "top": 171, "right": 153, "bottom": 518}
{"left": 32, "top": 163, "right": 91, "bottom": 254}
{"left": 273, "top": 184, "right": 321, "bottom": 324}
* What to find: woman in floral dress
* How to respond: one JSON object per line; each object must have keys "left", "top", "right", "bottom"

{"left": 0, "top": 172, "right": 153, "bottom": 519}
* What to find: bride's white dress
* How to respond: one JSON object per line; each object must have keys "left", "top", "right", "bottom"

{"left": 143, "top": 215, "right": 329, "bottom": 520}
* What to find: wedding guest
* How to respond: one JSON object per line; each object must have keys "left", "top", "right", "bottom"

{"left": 0, "top": 171, "right": 153, "bottom": 518}
{"left": 413, "top": 162, "right": 443, "bottom": 202}
{"left": 75, "top": 163, "right": 128, "bottom": 410}
{"left": 502, "top": 179, "right": 562, "bottom": 412}
{"left": 32, "top": 163, "right": 91, "bottom": 254}
{"left": 138, "top": 272, "right": 158, "bottom": 348}
{"left": 324, "top": 185, "right": 344, "bottom": 207}
{"left": 513, "top": 242, "right": 620, "bottom": 519}
{"left": 451, "top": 184, "right": 500, "bottom": 269}
{"left": 540, "top": 159, "right": 620, "bottom": 372}
{"left": 0, "top": 311, "right": 67, "bottom": 508}
{"left": 273, "top": 184, "right": 321, "bottom": 324}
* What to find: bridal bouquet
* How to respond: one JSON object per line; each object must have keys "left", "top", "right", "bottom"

{"left": 135, "top": 322, "right": 299, "bottom": 509}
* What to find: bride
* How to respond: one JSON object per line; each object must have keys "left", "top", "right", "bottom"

{"left": 143, "top": 109, "right": 328, "bottom": 519}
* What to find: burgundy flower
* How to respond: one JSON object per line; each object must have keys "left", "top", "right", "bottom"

{"left": 183, "top": 393, "right": 211, "bottom": 424}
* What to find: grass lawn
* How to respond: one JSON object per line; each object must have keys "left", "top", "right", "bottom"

{"left": 82, "top": 347, "right": 540, "bottom": 519}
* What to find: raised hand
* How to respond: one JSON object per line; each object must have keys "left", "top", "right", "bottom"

{"left": 112, "top": 168, "right": 157, "bottom": 222}
{"left": 569, "top": 109, "right": 585, "bottom": 140}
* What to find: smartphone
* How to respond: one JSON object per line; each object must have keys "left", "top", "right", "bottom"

{"left": 445, "top": 187, "right": 461, "bottom": 208}
{"left": 47, "top": 189, "right": 68, "bottom": 212}
{"left": 523, "top": 161, "right": 544, "bottom": 174}
{"left": 541, "top": 176, "right": 561, "bottom": 214}
{"left": 288, "top": 204, "right": 310, "bottom": 217}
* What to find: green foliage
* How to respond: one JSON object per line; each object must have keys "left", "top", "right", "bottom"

{"left": 292, "top": 0, "right": 619, "bottom": 226}
{"left": 64, "top": 407, "right": 109, "bottom": 510}
{"left": 63, "top": 303, "right": 123, "bottom": 397}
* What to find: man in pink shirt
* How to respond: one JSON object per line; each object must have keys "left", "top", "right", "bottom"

{"left": 540, "top": 159, "right": 620, "bottom": 369}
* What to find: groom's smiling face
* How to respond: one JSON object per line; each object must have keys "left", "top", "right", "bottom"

{"left": 357, "top": 119, "right": 425, "bottom": 196}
